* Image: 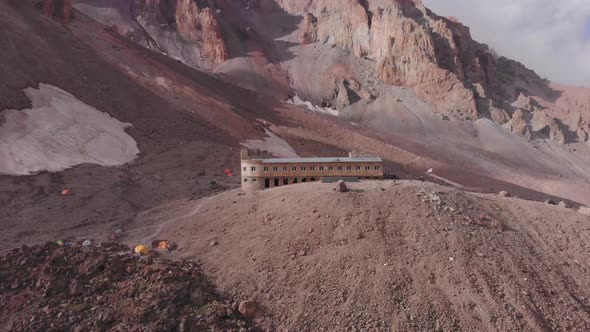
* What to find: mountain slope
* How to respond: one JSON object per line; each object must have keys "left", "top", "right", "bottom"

{"left": 2, "top": 3, "right": 590, "bottom": 331}
{"left": 72, "top": 0, "right": 590, "bottom": 205}
{"left": 123, "top": 180, "right": 590, "bottom": 331}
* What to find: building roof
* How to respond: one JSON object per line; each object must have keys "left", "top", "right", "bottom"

{"left": 258, "top": 156, "right": 383, "bottom": 164}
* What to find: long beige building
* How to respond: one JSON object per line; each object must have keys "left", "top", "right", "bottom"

{"left": 241, "top": 149, "right": 383, "bottom": 190}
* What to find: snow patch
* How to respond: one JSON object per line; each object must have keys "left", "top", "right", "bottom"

{"left": 288, "top": 95, "right": 339, "bottom": 117}
{"left": 241, "top": 129, "right": 299, "bottom": 158}
{"left": 0, "top": 84, "right": 140, "bottom": 175}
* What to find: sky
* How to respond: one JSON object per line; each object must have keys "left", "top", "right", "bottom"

{"left": 423, "top": 0, "right": 590, "bottom": 87}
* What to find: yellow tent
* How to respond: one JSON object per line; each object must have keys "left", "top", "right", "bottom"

{"left": 134, "top": 244, "right": 149, "bottom": 255}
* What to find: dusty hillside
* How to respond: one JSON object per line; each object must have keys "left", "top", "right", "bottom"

{"left": 0, "top": 0, "right": 421, "bottom": 251}
{"left": 0, "top": 242, "right": 253, "bottom": 331}
{"left": 0, "top": 0, "right": 252, "bottom": 252}
{"left": 73, "top": 0, "right": 590, "bottom": 205}
{"left": 5, "top": 0, "right": 568, "bottom": 253}
{"left": 122, "top": 181, "right": 590, "bottom": 331}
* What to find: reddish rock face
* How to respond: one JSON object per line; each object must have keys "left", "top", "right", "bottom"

{"left": 298, "top": 12, "right": 317, "bottom": 44}
{"left": 73, "top": 0, "right": 590, "bottom": 144}
{"left": 175, "top": 0, "right": 228, "bottom": 63}
{"left": 510, "top": 109, "right": 531, "bottom": 141}
{"left": 44, "top": 0, "right": 72, "bottom": 24}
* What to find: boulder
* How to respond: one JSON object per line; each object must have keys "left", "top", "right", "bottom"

{"left": 558, "top": 201, "right": 569, "bottom": 209}
{"left": 579, "top": 207, "right": 590, "bottom": 216}
{"left": 69, "top": 280, "right": 84, "bottom": 296}
{"left": 544, "top": 199, "right": 557, "bottom": 205}
{"left": 238, "top": 300, "right": 258, "bottom": 319}
{"left": 499, "top": 191, "right": 511, "bottom": 198}
{"left": 336, "top": 180, "right": 348, "bottom": 193}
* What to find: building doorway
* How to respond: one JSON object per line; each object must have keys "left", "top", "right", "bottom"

{"left": 293, "top": 178, "right": 298, "bottom": 184}
{"left": 264, "top": 178, "right": 270, "bottom": 188}
{"left": 302, "top": 178, "right": 307, "bottom": 183}
{"left": 283, "top": 178, "right": 289, "bottom": 185}
{"left": 274, "top": 178, "right": 279, "bottom": 187}
{"left": 311, "top": 178, "right": 316, "bottom": 182}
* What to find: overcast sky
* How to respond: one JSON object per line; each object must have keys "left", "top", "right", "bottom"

{"left": 423, "top": 0, "right": 590, "bottom": 87}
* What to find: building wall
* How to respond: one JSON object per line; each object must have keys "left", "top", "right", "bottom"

{"left": 241, "top": 176, "right": 265, "bottom": 191}
{"left": 240, "top": 159, "right": 384, "bottom": 190}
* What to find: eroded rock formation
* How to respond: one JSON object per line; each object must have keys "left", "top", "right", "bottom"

{"left": 44, "top": 0, "right": 72, "bottom": 24}
{"left": 72, "top": 0, "right": 590, "bottom": 145}
{"left": 175, "top": 0, "right": 228, "bottom": 62}
{"left": 510, "top": 109, "right": 531, "bottom": 141}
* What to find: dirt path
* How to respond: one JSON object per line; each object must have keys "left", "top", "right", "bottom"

{"left": 119, "top": 198, "right": 210, "bottom": 244}
{"left": 425, "top": 172, "right": 486, "bottom": 192}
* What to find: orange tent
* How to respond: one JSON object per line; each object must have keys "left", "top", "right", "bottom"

{"left": 158, "top": 241, "right": 169, "bottom": 250}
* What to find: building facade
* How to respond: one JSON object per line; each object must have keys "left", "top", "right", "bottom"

{"left": 240, "top": 149, "right": 383, "bottom": 190}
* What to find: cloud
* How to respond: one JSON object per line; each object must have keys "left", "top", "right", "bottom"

{"left": 423, "top": 0, "right": 590, "bottom": 87}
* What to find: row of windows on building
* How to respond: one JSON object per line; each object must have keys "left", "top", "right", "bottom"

{"left": 244, "top": 165, "right": 380, "bottom": 172}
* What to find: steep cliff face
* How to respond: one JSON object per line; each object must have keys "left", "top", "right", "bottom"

{"left": 272, "top": 0, "right": 494, "bottom": 117}
{"left": 175, "top": 0, "right": 227, "bottom": 62}
{"left": 270, "top": 0, "right": 589, "bottom": 143}
{"left": 73, "top": 0, "right": 230, "bottom": 67}
{"left": 74, "top": 0, "right": 590, "bottom": 144}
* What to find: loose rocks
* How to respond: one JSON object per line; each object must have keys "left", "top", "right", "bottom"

{"left": 238, "top": 300, "right": 259, "bottom": 319}
{"left": 0, "top": 242, "right": 251, "bottom": 331}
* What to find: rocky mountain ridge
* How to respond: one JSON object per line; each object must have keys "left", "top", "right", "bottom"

{"left": 73, "top": 0, "right": 590, "bottom": 146}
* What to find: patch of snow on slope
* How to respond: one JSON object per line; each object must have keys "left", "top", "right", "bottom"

{"left": 0, "top": 84, "right": 140, "bottom": 175}
{"left": 241, "top": 129, "right": 299, "bottom": 158}
{"left": 288, "top": 95, "right": 339, "bottom": 117}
